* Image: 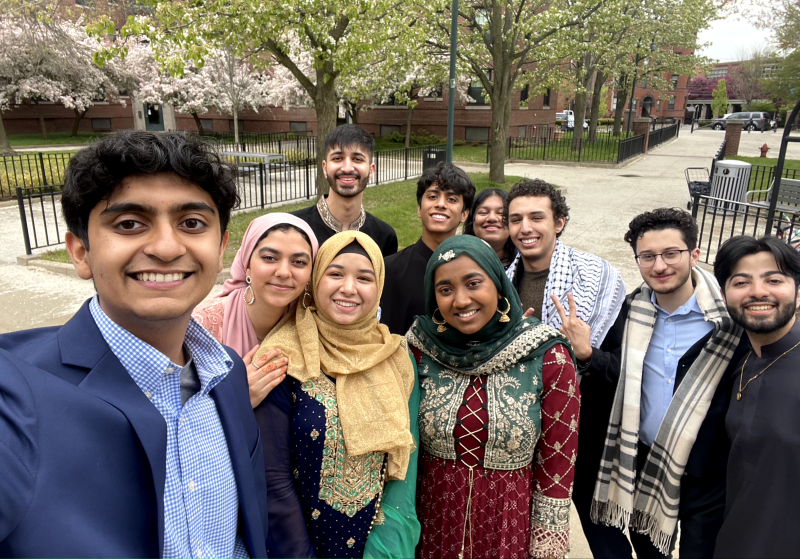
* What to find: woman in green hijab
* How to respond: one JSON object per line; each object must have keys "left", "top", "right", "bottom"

{"left": 407, "top": 235, "right": 580, "bottom": 559}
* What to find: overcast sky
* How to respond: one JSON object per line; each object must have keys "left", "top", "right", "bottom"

{"left": 697, "top": 8, "right": 772, "bottom": 62}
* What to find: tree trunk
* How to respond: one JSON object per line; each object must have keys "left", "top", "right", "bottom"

{"left": 71, "top": 108, "right": 86, "bottom": 137}
{"left": 314, "top": 68, "right": 338, "bottom": 197}
{"left": 0, "top": 112, "right": 16, "bottom": 155}
{"left": 613, "top": 76, "right": 629, "bottom": 137}
{"left": 588, "top": 71, "right": 606, "bottom": 143}
{"left": 29, "top": 100, "right": 48, "bottom": 140}
{"left": 404, "top": 106, "right": 413, "bottom": 148}
{"left": 233, "top": 105, "right": 239, "bottom": 144}
{"left": 488, "top": 97, "right": 509, "bottom": 184}
{"left": 191, "top": 112, "right": 205, "bottom": 135}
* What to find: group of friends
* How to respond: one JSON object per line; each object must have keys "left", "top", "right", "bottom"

{"left": 0, "top": 124, "right": 797, "bottom": 559}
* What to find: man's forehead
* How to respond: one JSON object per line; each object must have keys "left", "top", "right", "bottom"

{"left": 424, "top": 182, "right": 460, "bottom": 196}
{"left": 509, "top": 195, "right": 552, "bottom": 213}
{"left": 326, "top": 143, "right": 369, "bottom": 156}
{"left": 730, "top": 252, "right": 784, "bottom": 277}
{"left": 100, "top": 174, "right": 216, "bottom": 212}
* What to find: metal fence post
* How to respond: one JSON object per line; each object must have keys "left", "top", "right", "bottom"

{"left": 485, "top": 141, "right": 489, "bottom": 164}
{"left": 305, "top": 159, "right": 311, "bottom": 200}
{"left": 16, "top": 187, "right": 32, "bottom": 255}
{"left": 259, "top": 162, "right": 266, "bottom": 209}
{"left": 375, "top": 151, "right": 380, "bottom": 186}
{"left": 38, "top": 153, "right": 48, "bottom": 186}
{"left": 404, "top": 147, "right": 409, "bottom": 180}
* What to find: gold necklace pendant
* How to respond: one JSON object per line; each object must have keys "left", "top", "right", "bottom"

{"left": 737, "top": 339, "right": 800, "bottom": 401}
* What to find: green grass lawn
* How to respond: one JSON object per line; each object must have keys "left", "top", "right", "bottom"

{"left": 40, "top": 173, "right": 525, "bottom": 267}
{"left": 373, "top": 139, "right": 488, "bottom": 164}
{"left": 8, "top": 132, "right": 109, "bottom": 147}
{"left": 727, "top": 156, "right": 800, "bottom": 193}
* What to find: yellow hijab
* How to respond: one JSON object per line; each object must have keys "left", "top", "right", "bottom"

{"left": 255, "top": 231, "right": 415, "bottom": 480}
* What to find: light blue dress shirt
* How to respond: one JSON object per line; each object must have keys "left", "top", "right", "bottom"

{"left": 90, "top": 296, "right": 248, "bottom": 559}
{"left": 640, "top": 292, "right": 714, "bottom": 447}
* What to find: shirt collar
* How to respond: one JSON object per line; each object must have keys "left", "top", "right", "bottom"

{"left": 89, "top": 295, "right": 234, "bottom": 397}
{"left": 650, "top": 290, "right": 703, "bottom": 318}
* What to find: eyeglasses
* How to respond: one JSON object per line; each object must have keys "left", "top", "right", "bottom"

{"left": 635, "top": 249, "right": 690, "bottom": 268}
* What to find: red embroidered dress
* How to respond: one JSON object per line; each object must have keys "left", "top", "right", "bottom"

{"left": 412, "top": 340, "right": 580, "bottom": 559}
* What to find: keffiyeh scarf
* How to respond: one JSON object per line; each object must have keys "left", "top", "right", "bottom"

{"left": 506, "top": 240, "right": 626, "bottom": 347}
{"left": 590, "top": 266, "right": 742, "bottom": 554}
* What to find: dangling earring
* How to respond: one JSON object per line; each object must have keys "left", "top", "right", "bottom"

{"left": 496, "top": 297, "right": 511, "bottom": 323}
{"left": 432, "top": 308, "right": 449, "bottom": 333}
{"left": 302, "top": 285, "right": 313, "bottom": 309}
{"left": 243, "top": 275, "right": 256, "bottom": 305}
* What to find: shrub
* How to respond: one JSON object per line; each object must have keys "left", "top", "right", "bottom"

{"left": 283, "top": 149, "right": 313, "bottom": 163}
{"left": 453, "top": 140, "right": 466, "bottom": 146}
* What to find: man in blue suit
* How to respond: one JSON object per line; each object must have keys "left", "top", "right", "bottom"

{"left": 0, "top": 131, "right": 269, "bottom": 558}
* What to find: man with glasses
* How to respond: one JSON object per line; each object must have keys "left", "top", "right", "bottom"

{"left": 562, "top": 208, "right": 747, "bottom": 559}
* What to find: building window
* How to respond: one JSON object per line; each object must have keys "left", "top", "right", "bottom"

{"left": 656, "top": 99, "right": 661, "bottom": 111}
{"left": 228, "top": 119, "right": 244, "bottom": 132}
{"left": 520, "top": 85, "right": 529, "bottom": 104}
{"left": 91, "top": 118, "right": 112, "bottom": 131}
{"left": 200, "top": 119, "right": 213, "bottom": 131}
{"left": 380, "top": 125, "right": 401, "bottom": 137}
{"left": 518, "top": 126, "right": 527, "bottom": 138}
{"left": 633, "top": 99, "right": 638, "bottom": 109}
{"left": 468, "top": 71, "right": 492, "bottom": 106}
{"left": 668, "top": 97, "right": 676, "bottom": 110}
{"left": 543, "top": 88, "right": 551, "bottom": 109}
{"left": 671, "top": 75, "right": 679, "bottom": 89}
{"left": 612, "top": 97, "right": 617, "bottom": 109}
{"left": 290, "top": 121, "right": 307, "bottom": 133}
{"left": 426, "top": 84, "right": 443, "bottom": 99}
{"left": 708, "top": 68, "right": 728, "bottom": 79}
{"left": 465, "top": 127, "right": 490, "bottom": 141}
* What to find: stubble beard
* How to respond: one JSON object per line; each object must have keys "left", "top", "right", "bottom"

{"left": 728, "top": 298, "right": 797, "bottom": 334}
{"left": 328, "top": 173, "right": 369, "bottom": 198}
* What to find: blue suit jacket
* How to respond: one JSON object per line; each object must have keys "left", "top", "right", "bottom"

{"left": 0, "top": 301, "right": 269, "bottom": 558}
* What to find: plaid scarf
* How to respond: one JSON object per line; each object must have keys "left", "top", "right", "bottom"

{"left": 506, "top": 240, "right": 626, "bottom": 347}
{"left": 590, "top": 266, "right": 742, "bottom": 554}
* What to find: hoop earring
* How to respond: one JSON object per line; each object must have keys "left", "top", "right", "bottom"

{"left": 432, "top": 308, "right": 449, "bottom": 333}
{"left": 496, "top": 297, "right": 511, "bottom": 323}
{"left": 302, "top": 286, "right": 313, "bottom": 309}
{"left": 243, "top": 275, "right": 256, "bottom": 305}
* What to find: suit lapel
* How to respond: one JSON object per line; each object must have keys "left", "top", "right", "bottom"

{"left": 211, "top": 377, "right": 263, "bottom": 556}
{"left": 61, "top": 302, "right": 168, "bottom": 553}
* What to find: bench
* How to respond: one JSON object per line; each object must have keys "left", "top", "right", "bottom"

{"left": 747, "top": 177, "right": 800, "bottom": 214}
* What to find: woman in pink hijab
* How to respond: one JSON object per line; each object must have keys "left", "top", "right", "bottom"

{"left": 193, "top": 213, "right": 319, "bottom": 408}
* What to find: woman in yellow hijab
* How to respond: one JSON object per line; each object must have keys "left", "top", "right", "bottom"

{"left": 254, "top": 231, "right": 420, "bottom": 559}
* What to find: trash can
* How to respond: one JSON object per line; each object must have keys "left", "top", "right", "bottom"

{"left": 423, "top": 148, "right": 446, "bottom": 171}
{"left": 710, "top": 160, "right": 752, "bottom": 210}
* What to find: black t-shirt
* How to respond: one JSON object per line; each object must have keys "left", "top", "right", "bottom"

{"left": 380, "top": 238, "right": 434, "bottom": 335}
{"left": 292, "top": 204, "right": 398, "bottom": 258}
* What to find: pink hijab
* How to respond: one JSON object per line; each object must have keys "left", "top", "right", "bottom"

{"left": 217, "top": 213, "right": 319, "bottom": 357}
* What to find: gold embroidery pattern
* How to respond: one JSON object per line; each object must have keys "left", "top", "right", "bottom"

{"left": 418, "top": 369, "right": 469, "bottom": 458}
{"left": 485, "top": 371, "right": 541, "bottom": 469}
{"left": 310, "top": 429, "right": 320, "bottom": 440}
{"left": 312, "top": 509, "right": 321, "bottom": 520}
{"left": 529, "top": 493, "right": 571, "bottom": 559}
{"left": 373, "top": 506, "right": 385, "bottom": 525}
{"left": 301, "top": 376, "right": 384, "bottom": 518}
{"left": 346, "top": 537, "right": 356, "bottom": 548}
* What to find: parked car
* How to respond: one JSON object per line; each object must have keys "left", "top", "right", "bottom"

{"left": 711, "top": 111, "right": 771, "bottom": 131}
{"left": 555, "top": 110, "right": 589, "bottom": 131}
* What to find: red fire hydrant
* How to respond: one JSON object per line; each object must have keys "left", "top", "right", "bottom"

{"left": 760, "top": 144, "right": 770, "bottom": 157}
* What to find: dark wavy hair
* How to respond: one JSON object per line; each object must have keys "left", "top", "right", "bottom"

{"left": 714, "top": 235, "right": 800, "bottom": 293}
{"left": 415, "top": 161, "right": 476, "bottom": 212}
{"left": 463, "top": 188, "right": 516, "bottom": 262}
{"left": 61, "top": 130, "right": 239, "bottom": 246}
{"left": 624, "top": 208, "right": 698, "bottom": 253}
{"left": 504, "top": 179, "right": 570, "bottom": 237}
{"left": 324, "top": 124, "right": 375, "bottom": 161}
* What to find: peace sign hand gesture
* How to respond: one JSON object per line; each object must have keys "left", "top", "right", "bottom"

{"left": 551, "top": 293, "right": 593, "bottom": 362}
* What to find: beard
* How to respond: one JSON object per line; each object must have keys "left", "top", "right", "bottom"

{"left": 645, "top": 265, "right": 692, "bottom": 295}
{"left": 327, "top": 172, "right": 369, "bottom": 198}
{"left": 728, "top": 297, "right": 797, "bottom": 334}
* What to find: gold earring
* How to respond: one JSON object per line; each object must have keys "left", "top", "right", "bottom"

{"left": 302, "top": 285, "right": 313, "bottom": 309}
{"left": 432, "top": 308, "right": 449, "bottom": 333}
{"left": 496, "top": 297, "right": 511, "bottom": 323}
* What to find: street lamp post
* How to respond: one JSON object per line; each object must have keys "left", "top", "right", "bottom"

{"left": 446, "top": 0, "right": 459, "bottom": 163}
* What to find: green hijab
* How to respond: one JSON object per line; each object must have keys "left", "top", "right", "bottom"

{"left": 411, "top": 235, "right": 533, "bottom": 364}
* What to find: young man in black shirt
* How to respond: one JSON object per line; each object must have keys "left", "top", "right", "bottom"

{"left": 381, "top": 162, "right": 475, "bottom": 335}
{"left": 293, "top": 124, "right": 398, "bottom": 257}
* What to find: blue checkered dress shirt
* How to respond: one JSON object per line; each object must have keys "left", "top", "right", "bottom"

{"left": 90, "top": 296, "right": 249, "bottom": 559}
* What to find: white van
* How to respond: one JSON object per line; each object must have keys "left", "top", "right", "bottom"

{"left": 555, "top": 110, "right": 588, "bottom": 131}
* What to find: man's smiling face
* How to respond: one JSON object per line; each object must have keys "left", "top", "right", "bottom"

{"left": 66, "top": 172, "right": 227, "bottom": 330}
{"left": 417, "top": 183, "right": 468, "bottom": 235}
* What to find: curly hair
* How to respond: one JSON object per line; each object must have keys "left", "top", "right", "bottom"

{"left": 504, "top": 179, "right": 570, "bottom": 237}
{"left": 416, "top": 162, "right": 476, "bottom": 212}
{"left": 463, "top": 188, "right": 517, "bottom": 262}
{"left": 61, "top": 130, "right": 239, "bottom": 246}
{"left": 624, "top": 208, "right": 698, "bottom": 253}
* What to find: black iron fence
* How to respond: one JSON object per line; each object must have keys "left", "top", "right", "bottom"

{"left": 648, "top": 123, "right": 679, "bottom": 149}
{"left": 691, "top": 193, "right": 800, "bottom": 265}
{"left": 503, "top": 126, "right": 623, "bottom": 163}
{"left": 746, "top": 164, "right": 800, "bottom": 201}
{"left": 1, "top": 152, "right": 73, "bottom": 198}
{"left": 617, "top": 134, "right": 646, "bottom": 163}
{"left": 15, "top": 142, "right": 446, "bottom": 254}
{"left": 205, "top": 132, "right": 316, "bottom": 158}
